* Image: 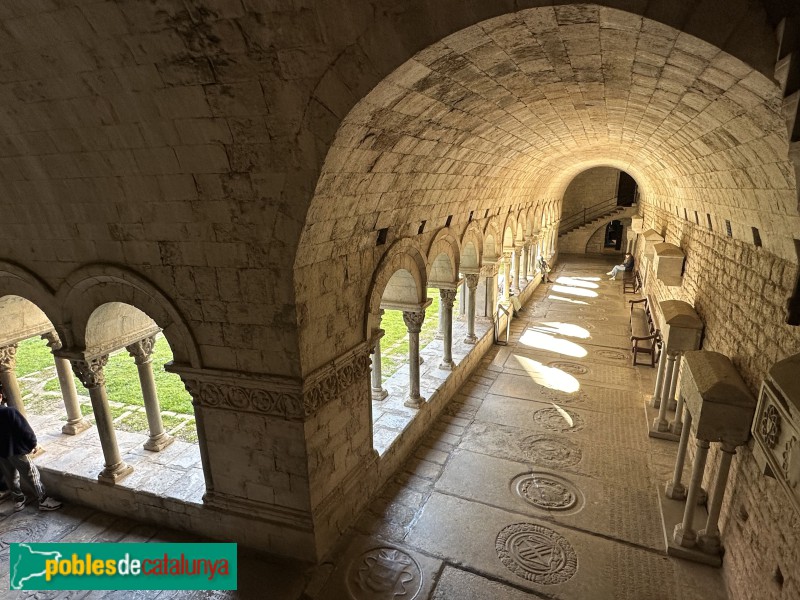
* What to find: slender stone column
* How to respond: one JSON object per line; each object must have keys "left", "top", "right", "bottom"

{"left": 403, "top": 310, "right": 426, "bottom": 408}
{"left": 370, "top": 318, "right": 388, "bottom": 400}
{"left": 502, "top": 254, "right": 511, "bottom": 301}
{"left": 666, "top": 354, "right": 681, "bottom": 410}
{"left": 0, "top": 344, "right": 26, "bottom": 417}
{"left": 670, "top": 392, "right": 686, "bottom": 436}
{"left": 127, "top": 336, "right": 174, "bottom": 452}
{"left": 512, "top": 249, "right": 521, "bottom": 292}
{"left": 666, "top": 409, "right": 692, "bottom": 500}
{"left": 72, "top": 356, "right": 133, "bottom": 484}
{"left": 521, "top": 244, "right": 530, "bottom": 282}
{"left": 464, "top": 274, "right": 479, "bottom": 344}
{"left": 650, "top": 351, "right": 668, "bottom": 408}
{"left": 42, "top": 333, "right": 90, "bottom": 435}
{"left": 435, "top": 299, "right": 445, "bottom": 340}
{"left": 653, "top": 352, "right": 677, "bottom": 432}
{"left": 673, "top": 437, "right": 711, "bottom": 547}
{"left": 697, "top": 443, "right": 737, "bottom": 554}
{"left": 439, "top": 288, "right": 457, "bottom": 370}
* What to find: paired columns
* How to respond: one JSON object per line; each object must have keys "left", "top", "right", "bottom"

{"left": 370, "top": 315, "right": 388, "bottom": 401}
{"left": 72, "top": 356, "right": 134, "bottom": 484}
{"left": 438, "top": 288, "right": 457, "bottom": 370}
{"left": 126, "top": 336, "right": 174, "bottom": 452}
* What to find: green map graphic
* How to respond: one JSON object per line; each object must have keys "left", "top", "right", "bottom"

{"left": 10, "top": 543, "right": 63, "bottom": 590}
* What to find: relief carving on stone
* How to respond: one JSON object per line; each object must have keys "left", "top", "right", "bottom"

{"left": 303, "top": 350, "right": 371, "bottom": 416}
{"left": 180, "top": 378, "right": 303, "bottom": 419}
{"left": 0, "top": 344, "right": 18, "bottom": 372}
{"left": 346, "top": 547, "right": 422, "bottom": 600}
{"left": 126, "top": 335, "right": 157, "bottom": 365}
{"left": 759, "top": 404, "right": 781, "bottom": 449}
{"left": 71, "top": 356, "right": 109, "bottom": 389}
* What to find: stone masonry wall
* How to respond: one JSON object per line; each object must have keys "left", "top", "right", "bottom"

{"left": 561, "top": 167, "right": 620, "bottom": 219}
{"left": 639, "top": 202, "right": 800, "bottom": 600}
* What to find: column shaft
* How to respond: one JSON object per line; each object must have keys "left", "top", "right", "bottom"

{"left": 666, "top": 354, "right": 681, "bottom": 410}
{"left": 128, "top": 337, "right": 174, "bottom": 452}
{"left": 666, "top": 410, "right": 692, "bottom": 499}
{"left": 73, "top": 356, "right": 133, "bottom": 484}
{"left": 512, "top": 249, "right": 521, "bottom": 292}
{"left": 521, "top": 245, "right": 529, "bottom": 281}
{"left": 674, "top": 438, "right": 710, "bottom": 547}
{"left": 371, "top": 337, "right": 388, "bottom": 400}
{"left": 54, "top": 356, "right": 90, "bottom": 435}
{"left": 403, "top": 311, "right": 426, "bottom": 408}
{"left": 502, "top": 256, "right": 511, "bottom": 301}
{"left": 651, "top": 350, "right": 668, "bottom": 408}
{"left": 698, "top": 444, "right": 737, "bottom": 554}
{"left": 465, "top": 274, "right": 479, "bottom": 344}
{"left": 654, "top": 352, "right": 676, "bottom": 431}
{"left": 439, "top": 288, "right": 456, "bottom": 370}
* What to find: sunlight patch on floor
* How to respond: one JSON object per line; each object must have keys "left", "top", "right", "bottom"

{"left": 555, "top": 276, "right": 599, "bottom": 289}
{"left": 551, "top": 284, "right": 598, "bottom": 298}
{"left": 548, "top": 294, "right": 590, "bottom": 305}
{"left": 512, "top": 354, "right": 580, "bottom": 393}
{"left": 518, "top": 329, "right": 587, "bottom": 357}
{"left": 531, "top": 321, "right": 591, "bottom": 339}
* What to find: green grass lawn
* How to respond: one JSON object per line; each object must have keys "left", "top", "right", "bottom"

{"left": 15, "top": 337, "right": 56, "bottom": 377}
{"left": 379, "top": 288, "right": 460, "bottom": 378}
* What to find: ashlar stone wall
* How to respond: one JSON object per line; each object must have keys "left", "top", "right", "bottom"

{"left": 638, "top": 202, "right": 800, "bottom": 600}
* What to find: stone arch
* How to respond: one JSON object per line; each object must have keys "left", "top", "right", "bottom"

{"left": 427, "top": 229, "right": 460, "bottom": 286}
{"left": 483, "top": 220, "right": 502, "bottom": 262}
{"left": 0, "top": 262, "right": 61, "bottom": 334}
{"left": 366, "top": 239, "right": 428, "bottom": 335}
{"left": 515, "top": 218, "right": 525, "bottom": 246}
{"left": 57, "top": 265, "right": 200, "bottom": 368}
{"left": 460, "top": 223, "right": 483, "bottom": 271}
{"left": 502, "top": 214, "right": 517, "bottom": 253}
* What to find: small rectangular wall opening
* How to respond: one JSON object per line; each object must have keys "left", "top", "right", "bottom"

{"left": 752, "top": 227, "right": 762, "bottom": 247}
{"left": 468, "top": 210, "right": 473, "bottom": 222}
{"left": 418, "top": 221, "right": 426, "bottom": 235}
{"left": 376, "top": 228, "right": 388, "bottom": 246}
{"left": 725, "top": 220, "right": 732, "bottom": 237}
{"left": 445, "top": 215, "right": 452, "bottom": 227}
{"left": 707, "top": 214, "right": 713, "bottom": 230}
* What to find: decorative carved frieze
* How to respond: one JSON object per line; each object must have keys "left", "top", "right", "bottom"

{"left": 72, "top": 355, "right": 109, "bottom": 389}
{"left": 171, "top": 344, "right": 373, "bottom": 419}
{"left": 302, "top": 348, "right": 372, "bottom": 416}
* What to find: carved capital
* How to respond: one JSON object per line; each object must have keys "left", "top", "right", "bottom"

{"left": 439, "top": 288, "right": 457, "bottom": 308}
{"left": 480, "top": 263, "right": 499, "bottom": 277}
{"left": 303, "top": 347, "right": 372, "bottom": 416}
{"left": 42, "top": 331, "right": 62, "bottom": 351}
{"left": 0, "top": 344, "right": 18, "bottom": 373}
{"left": 402, "top": 310, "right": 426, "bottom": 333}
{"left": 72, "top": 355, "right": 109, "bottom": 389}
{"left": 464, "top": 273, "right": 480, "bottom": 290}
{"left": 126, "top": 335, "right": 157, "bottom": 366}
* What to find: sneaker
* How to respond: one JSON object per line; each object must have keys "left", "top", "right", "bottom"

{"left": 606, "top": 271, "right": 613, "bottom": 275}
{"left": 38, "top": 497, "right": 62, "bottom": 511}
{"left": 14, "top": 497, "right": 28, "bottom": 512}
{"left": 609, "top": 276, "right": 616, "bottom": 280}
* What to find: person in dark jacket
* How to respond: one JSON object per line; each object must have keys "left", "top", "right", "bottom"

{"left": 0, "top": 402, "right": 62, "bottom": 511}
{"left": 607, "top": 253, "right": 634, "bottom": 280}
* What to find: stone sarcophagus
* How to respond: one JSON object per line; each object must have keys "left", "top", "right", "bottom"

{"left": 752, "top": 353, "right": 800, "bottom": 515}
{"left": 642, "top": 229, "right": 664, "bottom": 260}
{"left": 660, "top": 300, "right": 703, "bottom": 354}
{"left": 653, "top": 243, "right": 685, "bottom": 287}
{"left": 682, "top": 351, "right": 755, "bottom": 445}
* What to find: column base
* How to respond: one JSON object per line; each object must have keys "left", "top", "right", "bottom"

{"left": 62, "top": 419, "right": 91, "bottom": 436}
{"left": 404, "top": 395, "right": 426, "bottom": 409}
{"left": 657, "top": 486, "right": 721, "bottom": 567}
{"left": 464, "top": 334, "right": 477, "bottom": 345}
{"left": 669, "top": 419, "right": 683, "bottom": 436}
{"left": 645, "top": 398, "right": 679, "bottom": 441}
{"left": 144, "top": 432, "right": 175, "bottom": 452}
{"left": 650, "top": 394, "right": 660, "bottom": 409}
{"left": 697, "top": 530, "right": 723, "bottom": 556}
{"left": 371, "top": 388, "right": 388, "bottom": 401}
{"left": 665, "top": 480, "right": 686, "bottom": 500}
{"left": 668, "top": 398, "right": 677, "bottom": 411}
{"left": 439, "top": 360, "right": 455, "bottom": 370}
{"left": 98, "top": 461, "right": 134, "bottom": 485}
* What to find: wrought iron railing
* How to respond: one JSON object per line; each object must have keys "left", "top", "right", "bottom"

{"left": 558, "top": 196, "right": 620, "bottom": 235}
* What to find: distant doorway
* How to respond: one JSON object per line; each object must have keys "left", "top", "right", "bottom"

{"left": 617, "top": 172, "right": 637, "bottom": 206}
{"left": 604, "top": 220, "right": 623, "bottom": 250}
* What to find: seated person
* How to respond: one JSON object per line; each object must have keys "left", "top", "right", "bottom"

{"left": 607, "top": 253, "right": 634, "bottom": 280}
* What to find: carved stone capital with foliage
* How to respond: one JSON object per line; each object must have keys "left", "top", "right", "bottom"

{"left": 72, "top": 355, "right": 109, "bottom": 389}
{"left": 126, "top": 335, "right": 157, "bottom": 366}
